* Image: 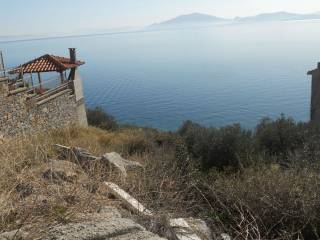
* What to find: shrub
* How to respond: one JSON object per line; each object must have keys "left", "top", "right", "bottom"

{"left": 86, "top": 107, "right": 118, "bottom": 131}
{"left": 254, "top": 115, "right": 306, "bottom": 158}
{"left": 174, "top": 137, "right": 191, "bottom": 170}
{"left": 154, "top": 132, "right": 177, "bottom": 147}
{"left": 202, "top": 166, "right": 320, "bottom": 239}
{"left": 177, "top": 120, "right": 211, "bottom": 161}
{"left": 178, "top": 121, "right": 253, "bottom": 170}
{"left": 298, "top": 123, "right": 320, "bottom": 167}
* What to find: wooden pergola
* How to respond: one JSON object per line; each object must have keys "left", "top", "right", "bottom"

{"left": 10, "top": 52, "right": 85, "bottom": 90}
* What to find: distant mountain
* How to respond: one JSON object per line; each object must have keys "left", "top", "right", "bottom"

{"left": 149, "top": 11, "right": 320, "bottom": 30}
{"left": 235, "top": 11, "right": 320, "bottom": 22}
{"left": 150, "top": 13, "right": 228, "bottom": 28}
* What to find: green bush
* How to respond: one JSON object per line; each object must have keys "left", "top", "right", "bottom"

{"left": 298, "top": 124, "right": 320, "bottom": 167}
{"left": 178, "top": 121, "right": 253, "bottom": 170}
{"left": 254, "top": 115, "right": 306, "bottom": 158}
{"left": 177, "top": 115, "right": 317, "bottom": 170}
{"left": 86, "top": 107, "right": 118, "bottom": 131}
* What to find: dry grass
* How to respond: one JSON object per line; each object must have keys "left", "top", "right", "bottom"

{"left": 1, "top": 126, "right": 320, "bottom": 239}
{"left": 192, "top": 167, "right": 320, "bottom": 239}
{"left": 0, "top": 126, "right": 154, "bottom": 238}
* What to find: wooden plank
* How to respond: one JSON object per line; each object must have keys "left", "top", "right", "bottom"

{"left": 0, "top": 77, "right": 8, "bottom": 82}
{"left": 36, "top": 89, "right": 72, "bottom": 106}
{"left": 35, "top": 83, "right": 69, "bottom": 102}
{"left": 8, "top": 87, "right": 28, "bottom": 95}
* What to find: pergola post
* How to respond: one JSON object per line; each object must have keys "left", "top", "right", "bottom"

{"left": 37, "top": 72, "right": 42, "bottom": 89}
{"left": 60, "top": 71, "right": 65, "bottom": 84}
{"left": 30, "top": 73, "right": 34, "bottom": 87}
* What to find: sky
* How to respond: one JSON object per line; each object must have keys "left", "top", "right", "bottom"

{"left": 0, "top": 0, "right": 319, "bottom": 36}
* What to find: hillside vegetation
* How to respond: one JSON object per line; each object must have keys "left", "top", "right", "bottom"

{"left": 1, "top": 108, "right": 320, "bottom": 239}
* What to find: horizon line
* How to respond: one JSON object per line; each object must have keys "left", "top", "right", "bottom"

{"left": 0, "top": 9, "right": 320, "bottom": 38}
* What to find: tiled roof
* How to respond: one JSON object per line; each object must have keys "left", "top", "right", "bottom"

{"left": 11, "top": 54, "right": 85, "bottom": 73}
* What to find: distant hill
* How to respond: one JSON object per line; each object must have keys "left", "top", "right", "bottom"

{"left": 148, "top": 12, "right": 320, "bottom": 29}
{"left": 150, "top": 13, "right": 228, "bottom": 28}
{"left": 235, "top": 11, "right": 320, "bottom": 22}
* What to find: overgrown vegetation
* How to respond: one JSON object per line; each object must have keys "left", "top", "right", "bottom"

{"left": 2, "top": 109, "right": 320, "bottom": 239}
{"left": 177, "top": 115, "right": 320, "bottom": 170}
{"left": 87, "top": 107, "right": 118, "bottom": 130}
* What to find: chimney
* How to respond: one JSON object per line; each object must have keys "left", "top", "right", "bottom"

{"left": 69, "top": 48, "right": 76, "bottom": 64}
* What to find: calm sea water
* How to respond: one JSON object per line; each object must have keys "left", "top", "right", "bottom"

{"left": 1, "top": 21, "right": 320, "bottom": 130}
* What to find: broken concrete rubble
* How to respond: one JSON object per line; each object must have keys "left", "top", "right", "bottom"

{"left": 72, "top": 146, "right": 101, "bottom": 162}
{"left": 0, "top": 229, "right": 27, "bottom": 240}
{"left": 50, "top": 144, "right": 215, "bottom": 240}
{"left": 42, "top": 206, "right": 166, "bottom": 240}
{"left": 220, "top": 233, "right": 232, "bottom": 240}
{"left": 54, "top": 145, "right": 143, "bottom": 178}
{"left": 169, "top": 218, "right": 203, "bottom": 240}
{"left": 184, "top": 218, "right": 212, "bottom": 240}
{"left": 104, "top": 182, "right": 153, "bottom": 217}
{"left": 104, "top": 182, "right": 213, "bottom": 240}
{"left": 53, "top": 144, "right": 100, "bottom": 163}
{"left": 102, "top": 152, "right": 143, "bottom": 177}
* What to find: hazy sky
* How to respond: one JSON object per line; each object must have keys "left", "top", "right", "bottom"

{"left": 0, "top": 0, "right": 319, "bottom": 36}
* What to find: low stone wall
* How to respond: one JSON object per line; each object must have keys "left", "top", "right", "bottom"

{"left": 0, "top": 80, "right": 80, "bottom": 137}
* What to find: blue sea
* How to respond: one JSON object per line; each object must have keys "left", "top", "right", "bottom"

{"left": 1, "top": 21, "right": 320, "bottom": 130}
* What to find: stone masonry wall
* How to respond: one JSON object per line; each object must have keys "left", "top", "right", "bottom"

{"left": 0, "top": 81, "right": 78, "bottom": 137}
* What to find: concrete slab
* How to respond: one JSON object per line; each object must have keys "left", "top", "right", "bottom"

{"left": 110, "top": 230, "right": 166, "bottom": 240}
{"left": 185, "top": 218, "right": 212, "bottom": 240}
{"left": 102, "top": 152, "right": 143, "bottom": 177}
{"left": 169, "top": 218, "right": 202, "bottom": 240}
{"left": 0, "top": 229, "right": 27, "bottom": 240}
{"left": 104, "top": 182, "right": 153, "bottom": 217}
{"left": 220, "top": 233, "right": 232, "bottom": 240}
{"left": 43, "top": 217, "right": 143, "bottom": 240}
{"left": 42, "top": 206, "right": 165, "bottom": 240}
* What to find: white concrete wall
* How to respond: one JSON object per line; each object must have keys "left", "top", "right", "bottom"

{"left": 73, "top": 70, "right": 88, "bottom": 127}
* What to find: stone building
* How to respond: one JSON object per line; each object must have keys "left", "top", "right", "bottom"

{"left": 308, "top": 62, "right": 320, "bottom": 123}
{"left": 0, "top": 48, "right": 88, "bottom": 137}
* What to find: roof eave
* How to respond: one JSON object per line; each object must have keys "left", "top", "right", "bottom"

{"left": 308, "top": 69, "right": 320, "bottom": 75}
{"left": 23, "top": 69, "right": 63, "bottom": 74}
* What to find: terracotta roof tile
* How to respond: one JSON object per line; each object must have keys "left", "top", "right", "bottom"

{"left": 11, "top": 54, "right": 85, "bottom": 74}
